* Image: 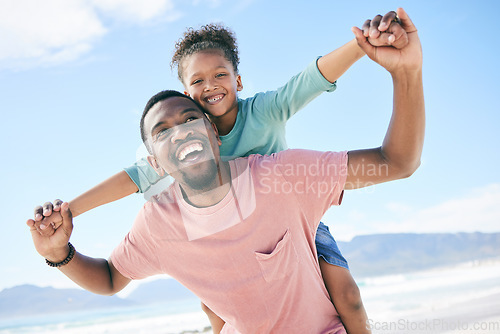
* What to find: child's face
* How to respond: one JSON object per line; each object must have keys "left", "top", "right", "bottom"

{"left": 182, "top": 50, "right": 243, "bottom": 120}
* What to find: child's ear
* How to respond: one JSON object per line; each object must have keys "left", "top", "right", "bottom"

{"left": 147, "top": 155, "right": 165, "bottom": 176}
{"left": 236, "top": 75, "right": 243, "bottom": 92}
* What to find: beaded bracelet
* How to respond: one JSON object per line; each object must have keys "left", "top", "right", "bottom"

{"left": 45, "top": 242, "right": 75, "bottom": 267}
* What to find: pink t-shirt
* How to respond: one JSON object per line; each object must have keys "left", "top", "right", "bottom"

{"left": 111, "top": 149, "right": 348, "bottom": 333}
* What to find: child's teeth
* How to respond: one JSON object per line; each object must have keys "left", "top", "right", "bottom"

{"left": 208, "top": 95, "right": 222, "bottom": 103}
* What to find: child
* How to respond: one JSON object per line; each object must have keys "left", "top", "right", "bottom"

{"left": 37, "top": 11, "right": 407, "bottom": 333}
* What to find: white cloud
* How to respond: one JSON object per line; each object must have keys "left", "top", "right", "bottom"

{"left": 91, "top": 0, "right": 180, "bottom": 23}
{"left": 402, "top": 183, "right": 500, "bottom": 234}
{"left": 328, "top": 183, "right": 500, "bottom": 240}
{"left": 0, "top": 0, "right": 180, "bottom": 69}
{"left": 0, "top": 0, "right": 106, "bottom": 67}
{"left": 191, "top": 0, "right": 222, "bottom": 8}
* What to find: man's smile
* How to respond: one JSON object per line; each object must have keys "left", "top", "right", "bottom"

{"left": 176, "top": 140, "right": 204, "bottom": 162}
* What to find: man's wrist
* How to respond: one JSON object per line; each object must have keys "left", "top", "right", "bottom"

{"left": 391, "top": 67, "right": 422, "bottom": 81}
{"left": 45, "top": 243, "right": 72, "bottom": 264}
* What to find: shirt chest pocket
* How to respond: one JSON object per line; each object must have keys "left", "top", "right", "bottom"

{"left": 254, "top": 229, "right": 300, "bottom": 282}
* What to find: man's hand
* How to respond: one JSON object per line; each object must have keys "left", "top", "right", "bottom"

{"left": 363, "top": 10, "right": 409, "bottom": 50}
{"left": 27, "top": 201, "right": 74, "bottom": 263}
{"left": 352, "top": 8, "right": 422, "bottom": 74}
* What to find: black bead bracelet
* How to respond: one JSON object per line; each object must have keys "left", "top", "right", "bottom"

{"left": 45, "top": 242, "right": 75, "bottom": 267}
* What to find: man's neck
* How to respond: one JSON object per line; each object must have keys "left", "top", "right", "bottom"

{"left": 179, "top": 160, "right": 232, "bottom": 208}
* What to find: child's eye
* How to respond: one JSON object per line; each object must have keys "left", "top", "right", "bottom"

{"left": 192, "top": 79, "right": 202, "bottom": 85}
{"left": 215, "top": 73, "right": 227, "bottom": 78}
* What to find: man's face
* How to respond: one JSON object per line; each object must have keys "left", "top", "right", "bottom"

{"left": 145, "top": 96, "right": 222, "bottom": 190}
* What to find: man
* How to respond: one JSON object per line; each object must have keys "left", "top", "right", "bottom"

{"left": 28, "top": 8, "right": 423, "bottom": 333}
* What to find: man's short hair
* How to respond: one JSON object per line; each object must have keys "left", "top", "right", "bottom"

{"left": 140, "top": 90, "right": 208, "bottom": 153}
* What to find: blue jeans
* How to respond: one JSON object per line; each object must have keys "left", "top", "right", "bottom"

{"left": 315, "top": 222, "right": 349, "bottom": 269}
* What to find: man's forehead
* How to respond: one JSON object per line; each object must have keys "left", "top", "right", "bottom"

{"left": 146, "top": 97, "right": 204, "bottom": 125}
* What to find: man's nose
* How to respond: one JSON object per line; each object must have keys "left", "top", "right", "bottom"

{"left": 170, "top": 126, "right": 194, "bottom": 144}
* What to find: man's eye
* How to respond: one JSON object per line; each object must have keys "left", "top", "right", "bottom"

{"left": 155, "top": 128, "right": 170, "bottom": 140}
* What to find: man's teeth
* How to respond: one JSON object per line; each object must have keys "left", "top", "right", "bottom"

{"left": 178, "top": 143, "right": 203, "bottom": 161}
{"left": 208, "top": 95, "right": 223, "bottom": 103}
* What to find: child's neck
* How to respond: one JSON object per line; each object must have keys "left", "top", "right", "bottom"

{"left": 212, "top": 107, "right": 238, "bottom": 136}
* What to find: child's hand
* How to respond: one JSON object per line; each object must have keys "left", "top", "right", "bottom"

{"left": 33, "top": 199, "right": 64, "bottom": 236}
{"left": 362, "top": 10, "right": 408, "bottom": 50}
{"left": 352, "top": 8, "right": 421, "bottom": 74}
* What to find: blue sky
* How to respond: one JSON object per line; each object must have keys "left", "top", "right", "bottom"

{"left": 1, "top": 0, "right": 499, "bottom": 292}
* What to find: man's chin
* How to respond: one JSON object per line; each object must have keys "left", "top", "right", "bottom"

{"left": 178, "top": 159, "right": 219, "bottom": 191}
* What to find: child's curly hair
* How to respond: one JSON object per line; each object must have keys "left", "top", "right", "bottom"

{"left": 171, "top": 23, "right": 240, "bottom": 82}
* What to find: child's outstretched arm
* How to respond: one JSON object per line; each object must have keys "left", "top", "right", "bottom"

{"left": 69, "top": 171, "right": 139, "bottom": 217}
{"left": 34, "top": 171, "right": 139, "bottom": 224}
{"left": 317, "top": 10, "right": 408, "bottom": 84}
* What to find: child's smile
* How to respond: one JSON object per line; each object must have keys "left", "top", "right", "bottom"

{"left": 206, "top": 93, "right": 225, "bottom": 104}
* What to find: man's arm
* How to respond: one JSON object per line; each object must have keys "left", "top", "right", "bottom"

{"left": 346, "top": 8, "right": 424, "bottom": 189}
{"left": 27, "top": 202, "right": 131, "bottom": 295}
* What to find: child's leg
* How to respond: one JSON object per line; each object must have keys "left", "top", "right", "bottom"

{"left": 316, "top": 222, "right": 371, "bottom": 334}
{"left": 201, "top": 302, "right": 225, "bottom": 334}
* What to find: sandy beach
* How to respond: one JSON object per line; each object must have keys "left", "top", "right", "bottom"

{"left": 361, "top": 259, "right": 500, "bottom": 334}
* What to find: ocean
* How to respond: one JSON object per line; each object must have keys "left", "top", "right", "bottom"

{"left": 2, "top": 259, "right": 499, "bottom": 334}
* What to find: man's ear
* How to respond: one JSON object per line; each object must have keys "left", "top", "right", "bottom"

{"left": 236, "top": 75, "right": 243, "bottom": 92}
{"left": 184, "top": 90, "right": 190, "bottom": 97}
{"left": 147, "top": 155, "right": 165, "bottom": 176}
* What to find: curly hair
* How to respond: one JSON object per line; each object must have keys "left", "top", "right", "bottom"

{"left": 171, "top": 23, "right": 239, "bottom": 83}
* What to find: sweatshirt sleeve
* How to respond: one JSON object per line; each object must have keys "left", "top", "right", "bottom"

{"left": 124, "top": 157, "right": 164, "bottom": 194}
{"left": 250, "top": 57, "right": 337, "bottom": 123}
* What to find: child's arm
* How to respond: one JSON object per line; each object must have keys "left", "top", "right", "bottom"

{"left": 35, "top": 157, "right": 163, "bottom": 221}
{"left": 317, "top": 11, "right": 408, "bottom": 84}
{"left": 316, "top": 39, "right": 365, "bottom": 84}
{"left": 69, "top": 170, "right": 139, "bottom": 217}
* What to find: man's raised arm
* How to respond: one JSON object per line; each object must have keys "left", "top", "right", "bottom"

{"left": 346, "top": 8, "right": 424, "bottom": 189}
{"left": 27, "top": 202, "right": 131, "bottom": 295}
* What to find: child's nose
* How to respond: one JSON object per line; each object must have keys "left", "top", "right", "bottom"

{"left": 203, "top": 78, "right": 218, "bottom": 91}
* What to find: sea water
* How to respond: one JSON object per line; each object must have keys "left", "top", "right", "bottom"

{"left": 0, "top": 298, "right": 210, "bottom": 334}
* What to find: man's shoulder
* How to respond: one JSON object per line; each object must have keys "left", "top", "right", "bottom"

{"left": 140, "top": 185, "right": 178, "bottom": 217}
{"left": 247, "top": 149, "right": 326, "bottom": 163}
{"left": 245, "top": 149, "right": 347, "bottom": 177}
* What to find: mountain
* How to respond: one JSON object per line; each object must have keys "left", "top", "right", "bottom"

{"left": 0, "top": 284, "right": 135, "bottom": 319}
{"left": 338, "top": 232, "right": 500, "bottom": 277}
{"left": 127, "top": 277, "right": 196, "bottom": 304}
{"left": 1, "top": 232, "right": 498, "bottom": 317}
